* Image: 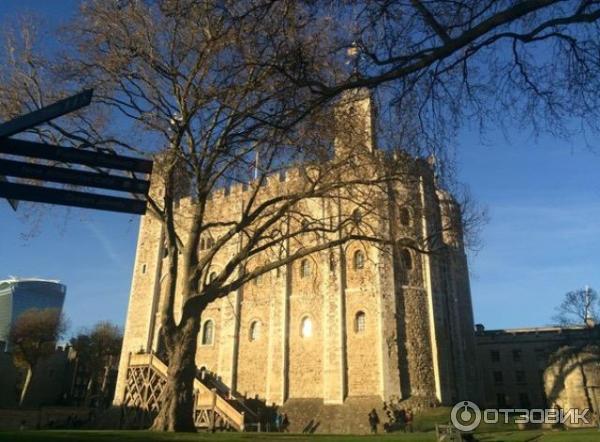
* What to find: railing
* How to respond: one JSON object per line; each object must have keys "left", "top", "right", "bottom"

{"left": 127, "top": 353, "right": 246, "bottom": 431}
{"left": 199, "top": 372, "right": 259, "bottom": 421}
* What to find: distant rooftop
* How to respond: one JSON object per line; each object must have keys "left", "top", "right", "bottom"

{"left": 475, "top": 323, "right": 591, "bottom": 335}
{"left": 0, "top": 277, "right": 62, "bottom": 285}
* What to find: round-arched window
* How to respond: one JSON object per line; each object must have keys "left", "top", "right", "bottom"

{"left": 201, "top": 320, "right": 214, "bottom": 345}
{"left": 355, "top": 311, "right": 366, "bottom": 333}
{"left": 401, "top": 248, "right": 413, "bottom": 270}
{"left": 249, "top": 320, "right": 260, "bottom": 342}
{"left": 353, "top": 250, "right": 365, "bottom": 270}
{"left": 300, "top": 259, "right": 311, "bottom": 278}
{"left": 300, "top": 316, "right": 313, "bottom": 338}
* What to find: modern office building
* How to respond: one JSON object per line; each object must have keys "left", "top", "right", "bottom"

{"left": 0, "top": 278, "right": 67, "bottom": 351}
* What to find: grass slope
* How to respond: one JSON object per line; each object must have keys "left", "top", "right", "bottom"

{"left": 0, "top": 429, "right": 598, "bottom": 442}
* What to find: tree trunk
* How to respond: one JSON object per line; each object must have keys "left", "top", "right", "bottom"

{"left": 19, "top": 367, "right": 32, "bottom": 406}
{"left": 150, "top": 315, "right": 200, "bottom": 432}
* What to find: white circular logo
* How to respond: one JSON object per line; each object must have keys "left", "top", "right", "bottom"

{"left": 450, "top": 400, "right": 481, "bottom": 432}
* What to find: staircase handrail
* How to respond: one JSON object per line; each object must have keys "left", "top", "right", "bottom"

{"left": 197, "top": 374, "right": 258, "bottom": 420}
{"left": 128, "top": 352, "right": 246, "bottom": 431}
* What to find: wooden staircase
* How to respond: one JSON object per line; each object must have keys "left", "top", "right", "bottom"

{"left": 123, "top": 353, "right": 256, "bottom": 431}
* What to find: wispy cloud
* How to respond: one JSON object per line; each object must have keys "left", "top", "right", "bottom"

{"left": 84, "top": 221, "right": 126, "bottom": 268}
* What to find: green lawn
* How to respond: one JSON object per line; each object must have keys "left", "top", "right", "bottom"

{"left": 0, "top": 429, "right": 598, "bottom": 442}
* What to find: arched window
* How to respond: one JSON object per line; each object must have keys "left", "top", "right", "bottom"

{"left": 399, "top": 207, "right": 411, "bottom": 227}
{"left": 300, "top": 316, "right": 313, "bottom": 338}
{"left": 209, "top": 272, "right": 217, "bottom": 283}
{"left": 353, "top": 250, "right": 365, "bottom": 270}
{"left": 352, "top": 208, "right": 362, "bottom": 224}
{"left": 200, "top": 238, "right": 206, "bottom": 250}
{"left": 401, "top": 248, "right": 413, "bottom": 270}
{"left": 355, "top": 311, "right": 366, "bottom": 333}
{"left": 249, "top": 321, "right": 260, "bottom": 342}
{"left": 201, "top": 320, "right": 214, "bottom": 345}
{"left": 300, "top": 259, "right": 311, "bottom": 278}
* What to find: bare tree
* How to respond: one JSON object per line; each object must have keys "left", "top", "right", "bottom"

{"left": 262, "top": 0, "right": 600, "bottom": 152}
{"left": 70, "top": 321, "right": 123, "bottom": 406}
{"left": 553, "top": 286, "right": 599, "bottom": 327}
{"left": 0, "top": 0, "right": 506, "bottom": 431}
{"left": 8, "top": 308, "right": 67, "bottom": 406}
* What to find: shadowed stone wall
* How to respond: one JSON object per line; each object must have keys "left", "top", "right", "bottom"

{"left": 114, "top": 93, "right": 477, "bottom": 425}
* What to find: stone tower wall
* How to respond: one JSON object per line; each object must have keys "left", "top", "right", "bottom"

{"left": 114, "top": 93, "right": 476, "bottom": 409}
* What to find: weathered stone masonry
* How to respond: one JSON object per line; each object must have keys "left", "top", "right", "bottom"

{"left": 114, "top": 93, "right": 478, "bottom": 424}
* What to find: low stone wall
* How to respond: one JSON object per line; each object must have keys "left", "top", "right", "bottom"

{"left": 279, "top": 396, "right": 386, "bottom": 434}
{"left": 0, "top": 407, "right": 93, "bottom": 430}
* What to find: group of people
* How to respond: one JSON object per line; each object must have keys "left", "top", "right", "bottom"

{"left": 273, "top": 411, "right": 289, "bottom": 432}
{"left": 369, "top": 404, "right": 415, "bottom": 434}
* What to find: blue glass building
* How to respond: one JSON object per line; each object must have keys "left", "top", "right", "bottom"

{"left": 0, "top": 278, "right": 66, "bottom": 351}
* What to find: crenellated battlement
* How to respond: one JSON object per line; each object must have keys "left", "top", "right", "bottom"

{"left": 115, "top": 92, "right": 478, "bottom": 427}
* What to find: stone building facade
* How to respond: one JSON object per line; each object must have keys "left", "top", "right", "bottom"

{"left": 475, "top": 324, "right": 599, "bottom": 421}
{"left": 113, "top": 93, "right": 478, "bottom": 426}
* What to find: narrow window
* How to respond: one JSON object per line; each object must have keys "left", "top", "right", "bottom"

{"left": 300, "top": 259, "right": 311, "bottom": 278}
{"left": 329, "top": 252, "right": 336, "bottom": 272}
{"left": 399, "top": 207, "right": 411, "bottom": 226}
{"left": 249, "top": 321, "right": 260, "bottom": 342}
{"left": 401, "top": 249, "right": 413, "bottom": 270}
{"left": 201, "top": 320, "right": 214, "bottom": 345}
{"left": 355, "top": 311, "right": 366, "bottom": 333}
{"left": 141, "top": 264, "right": 147, "bottom": 274}
{"left": 353, "top": 250, "right": 365, "bottom": 270}
{"left": 513, "top": 349, "right": 522, "bottom": 362}
{"left": 535, "top": 348, "right": 546, "bottom": 362}
{"left": 493, "top": 371, "right": 503, "bottom": 385}
{"left": 352, "top": 208, "right": 362, "bottom": 224}
{"left": 300, "top": 316, "right": 313, "bottom": 338}
{"left": 200, "top": 238, "right": 205, "bottom": 250}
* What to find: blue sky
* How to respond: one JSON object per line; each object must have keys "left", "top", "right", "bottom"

{"left": 1, "top": 1, "right": 599, "bottom": 334}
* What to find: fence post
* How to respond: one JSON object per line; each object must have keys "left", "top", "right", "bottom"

{"left": 210, "top": 388, "right": 217, "bottom": 432}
